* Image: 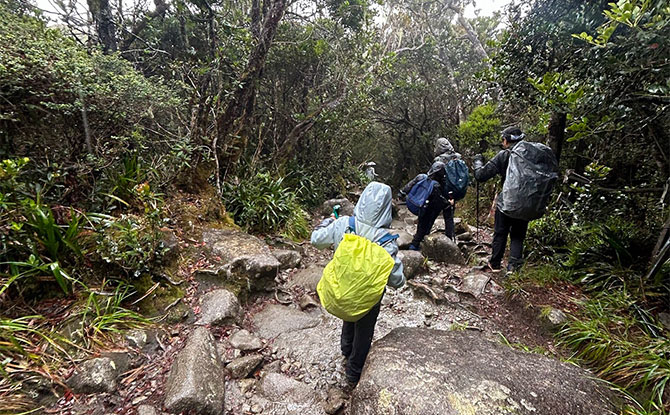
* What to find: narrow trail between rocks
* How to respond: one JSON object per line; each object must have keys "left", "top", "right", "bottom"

{"left": 52, "top": 203, "right": 587, "bottom": 415}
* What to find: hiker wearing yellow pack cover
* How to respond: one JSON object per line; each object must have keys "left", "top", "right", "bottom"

{"left": 311, "top": 182, "right": 405, "bottom": 388}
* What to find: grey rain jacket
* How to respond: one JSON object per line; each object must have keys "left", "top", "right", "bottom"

{"left": 311, "top": 182, "right": 405, "bottom": 289}
{"left": 473, "top": 141, "right": 522, "bottom": 211}
{"left": 434, "top": 137, "right": 462, "bottom": 164}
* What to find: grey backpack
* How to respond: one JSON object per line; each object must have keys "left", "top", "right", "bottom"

{"left": 500, "top": 141, "right": 558, "bottom": 221}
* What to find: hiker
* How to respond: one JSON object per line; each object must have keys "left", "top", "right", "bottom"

{"left": 434, "top": 136, "right": 462, "bottom": 164}
{"left": 432, "top": 137, "right": 465, "bottom": 239}
{"left": 363, "top": 161, "right": 378, "bottom": 181}
{"left": 311, "top": 181, "right": 405, "bottom": 387}
{"left": 473, "top": 126, "right": 557, "bottom": 273}
{"left": 399, "top": 161, "right": 453, "bottom": 250}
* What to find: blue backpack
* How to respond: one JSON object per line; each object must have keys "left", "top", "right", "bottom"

{"left": 406, "top": 176, "right": 437, "bottom": 215}
{"left": 444, "top": 159, "right": 469, "bottom": 200}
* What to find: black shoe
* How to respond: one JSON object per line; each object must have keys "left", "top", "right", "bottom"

{"left": 485, "top": 261, "right": 501, "bottom": 272}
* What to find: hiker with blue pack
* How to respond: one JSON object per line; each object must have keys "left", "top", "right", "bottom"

{"left": 311, "top": 181, "right": 404, "bottom": 387}
{"left": 399, "top": 137, "right": 469, "bottom": 250}
{"left": 473, "top": 126, "right": 558, "bottom": 274}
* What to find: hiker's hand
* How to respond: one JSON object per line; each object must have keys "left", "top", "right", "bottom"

{"left": 473, "top": 154, "right": 484, "bottom": 170}
{"left": 449, "top": 199, "right": 455, "bottom": 206}
{"left": 316, "top": 217, "right": 335, "bottom": 230}
{"left": 329, "top": 213, "right": 336, "bottom": 219}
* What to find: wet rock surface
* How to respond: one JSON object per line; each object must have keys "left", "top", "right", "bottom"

{"left": 397, "top": 250, "right": 425, "bottom": 279}
{"left": 422, "top": 234, "right": 466, "bottom": 265}
{"left": 252, "top": 304, "right": 321, "bottom": 339}
{"left": 288, "top": 264, "right": 324, "bottom": 292}
{"left": 229, "top": 329, "right": 263, "bottom": 351}
{"left": 227, "top": 354, "right": 264, "bottom": 379}
{"left": 273, "top": 249, "right": 302, "bottom": 270}
{"left": 48, "top": 197, "right": 619, "bottom": 415}
{"left": 351, "top": 328, "right": 618, "bottom": 415}
{"left": 197, "top": 288, "right": 241, "bottom": 326}
{"left": 201, "top": 228, "right": 281, "bottom": 289}
{"left": 66, "top": 357, "right": 120, "bottom": 394}
{"left": 163, "top": 327, "right": 225, "bottom": 414}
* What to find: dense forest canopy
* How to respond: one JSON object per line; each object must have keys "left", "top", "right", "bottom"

{"left": 1, "top": 0, "right": 669, "bottom": 413}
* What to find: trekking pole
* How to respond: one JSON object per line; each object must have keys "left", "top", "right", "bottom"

{"left": 476, "top": 181, "right": 480, "bottom": 243}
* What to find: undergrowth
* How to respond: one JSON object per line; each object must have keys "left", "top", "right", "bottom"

{"left": 559, "top": 290, "right": 670, "bottom": 414}
{"left": 222, "top": 172, "right": 310, "bottom": 240}
{"left": 0, "top": 158, "right": 159, "bottom": 410}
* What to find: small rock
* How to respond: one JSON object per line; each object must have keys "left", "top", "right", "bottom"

{"left": 542, "top": 307, "right": 569, "bottom": 330}
{"left": 229, "top": 330, "right": 263, "bottom": 351}
{"left": 457, "top": 232, "right": 473, "bottom": 242}
{"left": 201, "top": 228, "right": 281, "bottom": 291}
{"left": 125, "top": 329, "right": 148, "bottom": 349}
{"left": 273, "top": 249, "right": 302, "bottom": 270}
{"left": 251, "top": 404, "right": 263, "bottom": 414}
{"left": 422, "top": 234, "right": 465, "bottom": 265}
{"left": 324, "top": 388, "right": 346, "bottom": 414}
{"left": 394, "top": 230, "right": 414, "bottom": 249}
{"left": 132, "top": 396, "right": 148, "bottom": 405}
{"left": 226, "top": 354, "right": 264, "bottom": 379}
{"left": 488, "top": 279, "right": 504, "bottom": 296}
{"left": 262, "top": 360, "right": 282, "bottom": 375}
{"left": 397, "top": 250, "right": 425, "bottom": 279}
{"left": 239, "top": 378, "right": 257, "bottom": 394}
{"left": 289, "top": 265, "right": 325, "bottom": 292}
{"left": 66, "top": 357, "right": 119, "bottom": 394}
{"left": 197, "top": 289, "right": 241, "bottom": 326}
{"left": 455, "top": 273, "right": 491, "bottom": 298}
{"left": 299, "top": 294, "right": 320, "bottom": 310}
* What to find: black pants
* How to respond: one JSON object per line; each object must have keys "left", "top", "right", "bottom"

{"left": 490, "top": 208, "right": 529, "bottom": 269}
{"left": 411, "top": 202, "right": 454, "bottom": 247}
{"left": 340, "top": 298, "right": 382, "bottom": 383}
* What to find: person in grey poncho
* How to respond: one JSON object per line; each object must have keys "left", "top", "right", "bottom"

{"left": 311, "top": 182, "right": 404, "bottom": 387}
{"left": 473, "top": 126, "right": 528, "bottom": 273}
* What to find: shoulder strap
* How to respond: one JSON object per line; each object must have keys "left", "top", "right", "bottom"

{"left": 348, "top": 216, "right": 356, "bottom": 233}
{"left": 377, "top": 233, "right": 399, "bottom": 246}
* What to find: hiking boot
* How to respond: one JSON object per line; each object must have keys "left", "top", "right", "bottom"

{"left": 506, "top": 263, "right": 518, "bottom": 277}
{"left": 484, "top": 261, "right": 501, "bottom": 273}
{"left": 408, "top": 244, "right": 420, "bottom": 251}
{"left": 343, "top": 377, "right": 358, "bottom": 393}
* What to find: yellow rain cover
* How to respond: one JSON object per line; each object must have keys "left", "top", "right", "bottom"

{"left": 317, "top": 233, "right": 395, "bottom": 322}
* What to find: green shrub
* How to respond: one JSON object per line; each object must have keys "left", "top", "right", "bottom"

{"left": 94, "top": 214, "right": 165, "bottom": 278}
{"left": 457, "top": 103, "right": 501, "bottom": 159}
{"left": 223, "top": 172, "right": 310, "bottom": 238}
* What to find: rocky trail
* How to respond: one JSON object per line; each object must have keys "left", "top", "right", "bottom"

{"left": 48, "top": 200, "right": 618, "bottom": 415}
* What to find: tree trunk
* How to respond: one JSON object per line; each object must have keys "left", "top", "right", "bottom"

{"left": 276, "top": 97, "right": 344, "bottom": 163}
{"left": 251, "top": 0, "right": 261, "bottom": 38}
{"left": 442, "top": 55, "right": 464, "bottom": 124}
{"left": 547, "top": 111, "right": 567, "bottom": 164}
{"left": 456, "top": 13, "right": 488, "bottom": 61}
{"left": 88, "top": 0, "right": 117, "bottom": 53}
{"left": 214, "top": 0, "right": 288, "bottom": 175}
